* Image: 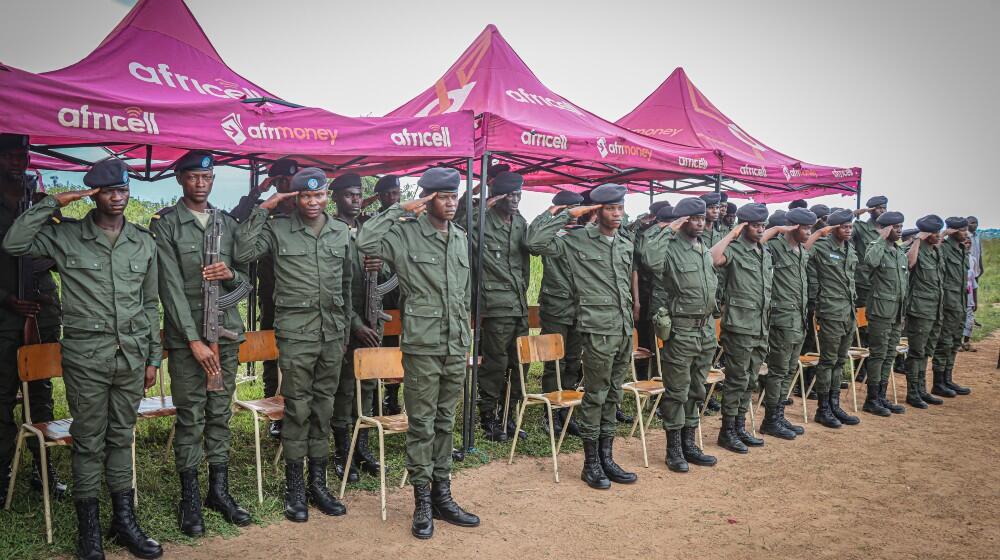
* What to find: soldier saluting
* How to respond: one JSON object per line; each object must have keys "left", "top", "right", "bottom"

{"left": 903, "top": 215, "right": 946, "bottom": 408}
{"left": 3, "top": 158, "right": 163, "bottom": 560}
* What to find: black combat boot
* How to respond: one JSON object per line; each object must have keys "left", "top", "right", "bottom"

{"left": 905, "top": 378, "right": 928, "bottom": 409}
{"left": 862, "top": 384, "right": 890, "bottom": 417}
{"left": 680, "top": 426, "right": 717, "bottom": 466}
{"left": 352, "top": 430, "right": 381, "bottom": 477}
{"left": 814, "top": 393, "right": 842, "bottom": 428}
{"left": 565, "top": 412, "right": 582, "bottom": 437}
{"left": 855, "top": 362, "right": 868, "bottom": 384}
{"left": 760, "top": 406, "right": 796, "bottom": 440}
{"left": 332, "top": 427, "right": 359, "bottom": 483}
{"left": 306, "top": 457, "right": 346, "bottom": 516}
{"left": 74, "top": 497, "right": 105, "bottom": 560}
{"left": 383, "top": 383, "right": 403, "bottom": 415}
{"left": 30, "top": 450, "right": 68, "bottom": 500}
{"left": 717, "top": 416, "right": 748, "bottom": 454}
{"left": 541, "top": 408, "right": 566, "bottom": 436}
{"left": 411, "top": 483, "right": 434, "bottom": 539}
{"left": 918, "top": 370, "right": 943, "bottom": 405}
{"left": 267, "top": 419, "right": 282, "bottom": 439}
{"left": 735, "top": 414, "right": 764, "bottom": 447}
{"left": 505, "top": 404, "right": 527, "bottom": 441}
{"left": 777, "top": 402, "right": 804, "bottom": 435}
{"left": 205, "top": 463, "right": 251, "bottom": 526}
{"left": 107, "top": 489, "right": 162, "bottom": 559}
{"left": 479, "top": 408, "right": 508, "bottom": 443}
{"left": 615, "top": 405, "right": 633, "bottom": 425}
{"left": 879, "top": 381, "right": 905, "bottom": 414}
{"left": 830, "top": 389, "right": 860, "bottom": 425}
{"left": 580, "top": 438, "right": 611, "bottom": 489}
{"left": 283, "top": 460, "right": 308, "bottom": 522}
{"left": 598, "top": 436, "right": 637, "bottom": 484}
{"left": 931, "top": 371, "right": 957, "bottom": 398}
{"left": 664, "top": 429, "right": 688, "bottom": 472}
{"left": 944, "top": 369, "right": 971, "bottom": 395}
{"left": 893, "top": 355, "right": 907, "bottom": 374}
{"left": 176, "top": 468, "right": 204, "bottom": 537}
{"left": 430, "top": 479, "right": 480, "bottom": 527}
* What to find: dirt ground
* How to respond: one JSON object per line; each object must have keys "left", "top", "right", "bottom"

{"left": 119, "top": 336, "right": 1000, "bottom": 560}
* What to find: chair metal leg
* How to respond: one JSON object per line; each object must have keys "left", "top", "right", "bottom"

{"left": 644, "top": 394, "right": 662, "bottom": 432}
{"left": 273, "top": 443, "right": 283, "bottom": 473}
{"left": 37, "top": 436, "right": 53, "bottom": 544}
{"left": 699, "top": 383, "right": 719, "bottom": 450}
{"left": 543, "top": 402, "right": 559, "bottom": 482}
{"left": 252, "top": 412, "right": 264, "bottom": 504}
{"left": 788, "top": 364, "right": 809, "bottom": 423}
{"left": 891, "top": 367, "right": 899, "bottom": 404}
{"left": 556, "top": 406, "right": 573, "bottom": 454}
{"left": 4, "top": 429, "right": 25, "bottom": 509}
{"left": 399, "top": 469, "right": 408, "bottom": 489}
{"left": 164, "top": 422, "right": 176, "bottom": 460}
{"left": 627, "top": 394, "right": 645, "bottom": 439}
{"left": 375, "top": 424, "right": 387, "bottom": 521}
{"left": 634, "top": 390, "right": 648, "bottom": 468}
{"left": 747, "top": 397, "right": 757, "bottom": 438}
{"left": 507, "top": 400, "right": 527, "bottom": 465}
{"left": 131, "top": 432, "right": 138, "bottom": 507}
{"left": 339, "top": 422, "right": 362, "bottom": 500}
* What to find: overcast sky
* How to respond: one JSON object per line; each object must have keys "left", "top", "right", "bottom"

{"left": 1, "top": 0, "right": 997, "bottom": 225}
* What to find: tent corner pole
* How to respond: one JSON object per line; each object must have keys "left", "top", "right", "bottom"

{"left": 246, "top": 157, "right": 259, "bottom": 380}
{"left": 461, "top": 157, "right": 475, "bottom": 457}
{"left": 715, "top": 174, "right": 722, "bottom": 194}
{"left": 856, "top": 180, "right": 862, "bottom": 210}
{"left": 467, "top": 151, "right": 491, "bottom": 454}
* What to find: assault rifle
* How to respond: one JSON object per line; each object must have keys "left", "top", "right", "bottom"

{"left": 365, "top": 266, "right": 397, "bottom": 331}
{"left": 202, "top": 208, "right": 251, "bottom": 391}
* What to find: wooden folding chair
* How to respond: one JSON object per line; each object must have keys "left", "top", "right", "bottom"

{"left": 136, "top": 348, "right": 176, "bottom": 459}
{"left": 374, "top": 310, "right": 405, "bottom": 417}
{"left": 339, "top": 347, "right": 409, "bottom": 520}
{"left": 623, "top": 329, "right": 663, "bottom": 468}
{"left": 232, "top": 330, "right": 284, "bottom": 504}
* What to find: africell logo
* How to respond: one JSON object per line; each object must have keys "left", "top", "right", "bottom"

{"left": 505, "top": 88, "right": 583, "bottom": 116}
{"left": 129, "top": 62, "right": 262, "bottom": 100}
{"left": 390, "top": 125, "right": 453, "bottom": 148}
{"left": 220, "top": 113, "right": 337, "bottom": 146}
{"left": 740, "top": 164, "right": 768, "bottom": 178}
{"left": 678, "top": 156, "right": 709, "bottom": 170}
{"left": 521, "top": 130, "right": 568, "bottom": 150}
{"left": 596, "top": 137, "right": 652, "bottom": 161}
{"left": 415, "top": 83, "right": 477, "bottom": 117}
{"left": 832, "top": 168, "right": 855, "bottom": 178}
{"left": 58, "top": 105, "right": 160, "bottom": 135}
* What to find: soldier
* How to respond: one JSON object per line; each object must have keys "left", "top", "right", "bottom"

{"left": 931, "top": 217, "right": 972, "bottom": 397}
{"left": 0, "top": 134, "right": 67, "bottom": 502}
{"left": 962, "top": 216, "right": 982, "bottom": 351}
{"left": 722, "top": 201, "right": 737, "bottom": 229}
{"left": 356, "top": 167, "right": 479, "bottom": 539}
{"left": 716, "top": 193, "right": 732, "bottom": 235}
{"left": 767, "top": 210, "right": 787, "bottom": 229}
{"left": 649, "top": 197, "right": 718, "bottom": 473}
{"left": 788, "top": 199, "right": 808, "bottom": 210}
{"left": 230, "top": 157, "right": 298, "bottom": 439}
{"left": 852, "top": 196, "right": 888, "bottom": 308}
{"left": 3, "top": 158, "right": 163, "bottom": 560}
{"left": 903, "top": 215, "right": 946, "bottom": 409}
{"left": 368, "top": 175, "right": 404, "bottom": 416}
{"left": 710, "top": 204, "right": 772, "bottom": 453}
{"left": 633, "top": 200, "right": 671, "bottom": 381}
{"left": 329, "top": 173, "right": 386, "bottom": 482}
{"left": 527, "top": 183, "right": 637, "bottom": 490}
{"left": 536, "top": 190, "right": 586, "bottom": 436}
{"left": 234, "top": 167, "right": 352, "bottom": 522}
{"left": 150, "top": 152, "right": 252, "bottom": 536}
{"left": 699, "top": 193, "right": 725, "bottom": 248}
{"left": 806, "top": 209, "right": 861, "bottom": 428}
{"left": 760, "top": 208, "right": 823, "bottom": 440}
{"left": 860, "top": 211, "right": 908, "bottom": 416}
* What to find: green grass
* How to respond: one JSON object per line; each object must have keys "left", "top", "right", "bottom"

{"left": 970, "top": 239, "right": 999, "bottom": 342}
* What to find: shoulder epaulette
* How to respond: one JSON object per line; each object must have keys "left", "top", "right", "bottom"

{"left": 398, "top": 217, "right": 416, "bottom": 223}
{"left": 268, "top": 213, "right": 289, "bottom": 220}
{"left": 131, "top": 222, "right": 153, "bottom": 235}
{"left": 150, "top": 206, "right": 175, "bottom": 220}
{"left": 49, "top": 215, "right": 78, "bottom": 225}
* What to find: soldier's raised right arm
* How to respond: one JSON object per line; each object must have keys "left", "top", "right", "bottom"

{"left": 233, "top": 206, "right": 275, "bottom": 264}
{"left": 356, "top": 203, "right": 404, "bottom": 268}
{"left": 526, "top": 209, "right": 570, "bottom": 256}
{"left": 863, "top": 239, "right": 887, "bottom": 269}
{"left": 2, "top": 195, "right": 61, "bottom": 259}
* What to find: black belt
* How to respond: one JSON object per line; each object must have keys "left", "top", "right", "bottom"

{"left": 672, "top": 315, "right": 709, "bottom": 328}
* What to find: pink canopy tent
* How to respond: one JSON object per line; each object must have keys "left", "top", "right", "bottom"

{"left": 0, "top": 0, "right": 474, "bottom": 177}
{"left": 617, "top": 68, "right": 861, "bottom": 203}
{"left": 387, "top": 25, "right": 721, "bottom": 192}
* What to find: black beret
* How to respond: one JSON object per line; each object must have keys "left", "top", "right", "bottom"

{"left": 175, "top": 151, "right": 214, "bottom": 173}
{"left": 84, "top": 158, "right": 130, "bottom": 189}
{"left": 809, "top": 204, "right": 831, "bottom": 218}
{"left": 767, "top": 210, "right": 787, "bottom": 228}
{"left": 876, "top": 211, "right": 904, "bottom": 226}
{"left": 655, "top": 204, "right": 674, "bottom": 222}
{"left": 290, "top": 167, "right": 328, "bottom": 192}
{"left": 786, "top": 208, "right": 818, "bottom": 226}
{"left": 490, "top": 171, "right": 523, "bottom": 196}
{"left": 268, "top": 157, "right": 298, "bottom": 177}
{"left": 649, "top": 201, "right": 669, "bottom": 215}
{"left": 827, "top": 209, "right": 855, "bottom": 226}
{"left": 552, "top": 190, "right": 584, "bottom": 206}
{"left": 579, "top": 189, "right": 593, "bottom": 205}
{"left": 330, "top": 173, "right": 362, "bottom": 191}
{"left": 788, "top": 199, "right": 808, "bottom": 209}
{"left": 945, "top": 216, "right": 969, "bottom": 229}
{"left": 487, "top": 163, "right": 510, "bottom": 177}
{"left": 901, "top": 228, "right": 919, "bottom": 240}
{"left": 916, "top": 214, "right": 944, "bottom": 233}
{"left": 590, "top": 183, "right": 627, "bottom": 205}
{"left": 700, "top": 192, "right": 722, "bottom": 206}
{"left": 719, "top": 192, "right": 729, "bottom": 203}
{"left": 737, "top": 203, "right": 769, "bottom": 223}
{"left": 0, "top": 133, "right": 28, "bottom": 152}
{"left": 674, "top": 197, "right": 706, "bottom": 217}
{"left": 866, "top": 195, "right": 888, "bottom": 208}
{"left": 418, "top": 167, "right": 461, "bottom": 192}
{"left": 374, "top": 175, "right": 400, "bottom": 193}
{"left": 726, "top": 201, "right": 737, "bottom": 213}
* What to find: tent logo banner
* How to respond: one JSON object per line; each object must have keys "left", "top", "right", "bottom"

{"left": 832, "top": 168, "right": 855, "bottom": 178}
{"left": 596, "top": 137, "right": 651, "bottom": 161}
{"left": 415, "top": 82, "right": 477, "bottom": 117}
{"left": 781, "top": 166, "right": 818, "bottom": 181}
{"left": 739, "top": 164, "right": 768, "bottom": 178}
{"left": 520, "top": 129, "right": 568, "bottom": 150}
{"left": 57, "top": 105, "right": 160, "bottom": 136}
{"left": 220, "top": 112, "right": 338, "bottom": 146}
{"left": 505, "top": 88, "right": 583, "bottom": 116}
{"left": 629, "top": 127, "right": 684, "bottom": 138}
{"left": 390, "top": 125, "right": 453, "bottom": 148}
{"left": 129, "top": 62, "right": 263, "bottom": 100}
{"left": 678, "top": 156, "right": 710, "bottom": 170}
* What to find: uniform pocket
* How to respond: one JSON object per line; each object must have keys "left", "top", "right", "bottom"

{"left": 402, "top": 303, "right": 442, "bottom": 346}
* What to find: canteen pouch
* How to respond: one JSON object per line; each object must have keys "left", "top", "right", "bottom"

{"left": 653, "top": 307, "right": 672, "bottom": 341}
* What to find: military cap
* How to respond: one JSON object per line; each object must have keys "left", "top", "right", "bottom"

{"left": 827, "top": 209, "right": 855, "bottom": 226}
{"left": 674, "top": 197, "right": 706, "bottom": 217}
{"left": 726, "top": 201, "right": 737, "bottom": 214}
{"left": 590, "top": 183, "right": 627, "bottom": 205}
{"left": 788, "top": 199, "right": 808, "bottom": 209}
{"left": 901, "top": 228, "right": 919, "bottom": 240}
{"left": 84, "top": 158, "right": 130, "bottom": 189}
{"left": 175, "top": 151, "right": 214, "bottom": 173}
{"left": 655, "top": 204, "right": 675, "bottom": 222}
{"left": 786, "top": 208, "right": 819, "bottom": 226}
{"left": 966, "top": 215, "right": 978, "bottom": 223}
{"left": 737, "top": 203, "right": 769, "bottom": 223}
{"left": 490, "top": 171, "right": 523, "bottom": 196}
{"left": 487, "top": 163, "right": 510, "bottom": 177}
{"left": 649, "top": 200, "right": 669, "bottom": 215}
{"left": 809, "top": 204, "right": 831, "bottom": 218}
{"left": 374, "top": 175, "right": 400, "bottom": 193}
{"left": 552, "top": 190, "right": 584, "bottom": 206}
{"left": 866, "top": 195, "right": 888, "bottom": 208}
{"left": 579, "top": 189, "right": 593, "bottom": 205}
{"left": 719, "top": 192, "right": 729, "bottom": 203}
{"left": 330, "top": 173, "right": 362, "bottom": 191}
{"left": 945, "top": 216, "right": 969, "bottom": 229}
{"left": 267, "top": 157, "right": 298, "bottom": 177}
{"left": 699, "top": 192, "right": 722, "bottom": 206}
{"left": 876, "top": 211, "right": 904, "bottom": 226}
{"left": 418, "top": 167, "right": 461, "bottom": 192}
{"left": 916, "top": 214, "right": 943, "bottom": 233}
{"left": 0, "top": 133, "right": 28, "bottom": 152}
{"left": 290, "top": 167, "right": 328, "bottom": 192}
{"left": 767, "top": 210, "right": 787, "bottom": 228}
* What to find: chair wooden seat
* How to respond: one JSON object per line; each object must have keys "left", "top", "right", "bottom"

{"left": 31, "top": 419, "right": 73, "bottom": 444}
{"left": 623, "top": 380, "right": 664, "bottom": 394}
{"left": 757, "top": 364, "right": 769, "bottom": 376}
{"left": 896, "top": 344, "right": 909, "bottom": 354}
{"left": 706, "top": 368, "right": 725, "bottom": 385}
{"left": 237, "top": 396, "right": 285, "bottom": 421}
{"left": 532, "top": 389, "right": 584, "bottom": 406}
{"left": 632, "top": 347, "right": 654, "bottom": 361}
{"left": 137, "top": 396, "right": 175, "bottom": 418}
{"left": 368, "top": 413, "right": 408, "bottom": 432}
{"left": 849, "top": 347, "right": 870, "bottom": 358}
{"left": 799, "top": 355, "right": 820, "bottom": 366}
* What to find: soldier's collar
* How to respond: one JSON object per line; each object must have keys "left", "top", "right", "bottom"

{"left": 82, "top": 210, "right": 140, "bottom": 243}
{"left": 176, "top": 200, "right": 215, "bottom": 224}
{"left": 417, "top": 212, "right": 443, "bottom": 238}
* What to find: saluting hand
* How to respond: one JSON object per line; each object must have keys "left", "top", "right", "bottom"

{"left": 917, "top": 231, "right": 933, "bottom": 241}
{"left": 51, "top": 188, "right": 99, "bottom": 207}
{"left": 853, "top": 207, "right": 873, "bottom": 217}
{"left": 189, "top": 340, "right": 221, "bottom": 376}
{"left": 666, "top": 216, "right": 689, "bottom": 232}
{"left": 730, "top": 222, "right": 747, "bottom": 237}
{"left": 942, "top": 228, "right": 956, "bottom": 237}
{"left": 486, "top": 194, "right": 506, "bottom": 209}
{"left": 568, "top": 204, "right": 601, "bottom": 219}
{"left": 878, "top": 225, "right": 893, "bottom": 239}
{"left": 202, "top": 262, "right": 234, "bottom": 282}
{"left": 401, "top": 193, "right": 436, "bottom": 216}
{"left": 816, "top": 225, "right": 836, "bottom": 238}
{"left": 260, "top": 191, "right": 296, "bottom": 211}
{"left": 256, "top": 176, "right": 275, "bottom": 194}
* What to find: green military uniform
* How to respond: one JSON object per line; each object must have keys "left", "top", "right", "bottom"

{"left": 852, "top": 218, "right": 880, "bottom": 307}
{"left": 527, "top": 212, "right": 633, "bottom": 443}
{"left": 863, "top": 237, "right": 908, "bottom": 393}
{"left": 538, "top": 230, "right": 582, "bottom": 394}
{"left": 931, "top": 235, "right": 968, "bottom": 389}
{"left": 149, "top": 202, "right": 249, "bottom": 472}
{"left": 356, "top": 204, "right": 471, "bottom": 486}
{"left": 904, "top": 240, "right": 943, "bottom": 402}
{"left": 2, "top": 195, "right": 162, "bottom": 499}
{"left": 632, "top": 222, "right": 660, "bottom": 380}
{"left": 807, "top": 236, "right": 858, "bottom": 408}
{"left": 763, "top": 235, "right": 809, "bottom": 410}
{"left": 234, "top": 206, "right": 352, "bottom": 462}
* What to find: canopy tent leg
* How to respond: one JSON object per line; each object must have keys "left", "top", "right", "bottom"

{"left": 246, "top": 158, "right": 259, "bottom": 380}
{"left": 715, "top": 174, "right": 722, "bottom": 193}
{"left": 465, "top": 152, "right": 490, "bottom": 454}
{"left": 461, "top": 157, "right": 476, "bottom": 457}
{"left": 856, "top": 180, "right": 862, "bottom": 210}
{"left": 648, "top": 180, "right": 654, "bottom": 206}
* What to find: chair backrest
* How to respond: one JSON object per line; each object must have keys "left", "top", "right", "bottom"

{"left": 17, "top": 343, "right": 62, "bottom": 383}
{"left": 383, "top": 309, "right": 402, "bottom": 337}
{"left": 239, "top": 330, "right": 279, "bottom": 363}
{"left": 517, "top": 333, "right": 564, "bottom": 364}
{"left": 354, "top": 347, "right": 405, "bottom": 381}
{"left": 527, "top": 305, "right": 542, "bottom": 329}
